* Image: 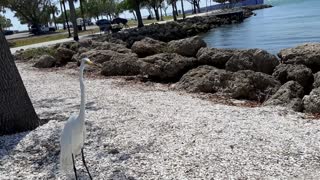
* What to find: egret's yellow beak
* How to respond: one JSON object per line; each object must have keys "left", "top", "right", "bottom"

{"left": 86, "top": 59, "right": 94, "bottom": 65}
{"left": 86, "top": 59, "right": 102, "bottom": 67}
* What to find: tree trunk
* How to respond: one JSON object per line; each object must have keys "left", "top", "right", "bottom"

{"left": 172, "top": 3, "right": 177, "bottom": 21}
{"left": 131, "top": 11, "right": 137, "bottom": 21}
{"left": 0, "top": 32, "right": 39, "bottom": 136}
{"left": 174, "top": 3, "right": 178, "bottom": 16}
{"left": 159, "top": 5, "right": 163, "bottom": 21}
{"left": 196, "top": 1, "right": 201, "bottom": 13}
{"left": 52, "top": 13, "right": 57, "bottom": 30}
{"left": 59, "top": 1, "right": 66, "bottom": 29}
{"left": 68, "top": 0, "right": 79, "bottom": 41}
{"left": 193, "top": 2, "right": 197, "bottom": 14}
{"left": 79, "top": 0, "right": 86, "bottom": 31}
{"left": 62, "top": 1, "right": 71, "bottom": 37}
{"left": 135, "top": 5, "right": 144, "bottom": 27}
{"left": 153, "top": 7, "right": 160, "bottom": 21}
{"left": 181, "top": 0, "right": 185, "bottom": 19}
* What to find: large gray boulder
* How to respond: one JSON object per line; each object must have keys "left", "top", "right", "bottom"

{"left": 264, "top": 81, "right": 304, "bottom": 112}
{"left": 272, "top": 64, "right": 313, "bottom": 88}
{"left": 227, "top": 70, "right": 281, "bottom": 101}
{"left": 176, "top": 67, "right": 280, "bottom": 101}
{"left": 131, "top": 37, "right": 167, "bottom": 58}
{"left": 93, "top": 41, "right": 131, "bottom": 54}
{"left": 33, "top": 55, "right": 56, "bottom": 68}
{"left": 101, "top": 53, "right": 140, "bottom": 76}
{"left": 278, "top": 43, "right": 320, "bottom": 72}
{"left": 196, "top": 47, "right": 238, "bottom": 68}
{"left": 139, "top": 53, "right": 197, "bottom": 81}
{"left": 73, "top": 50, "right": 121, "bottom": 64}
{"left": 175, "top": 65, "right": 232, "bottom": 92}
{"left": 167, "top": 36, "right": 207, "bottom": 57}
{"left": 55, "top": 47, "right": 76, "bottom": 66}
{"left": 225, "top": 49, "right": 279, "bottom": 74}
{"left": 313, "top": 72, "right": 320, "bottom": 88}
{"left": 303, "top": 87, "right": 320, "bottom": 113}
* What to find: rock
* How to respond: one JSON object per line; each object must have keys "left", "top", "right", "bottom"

{"left": 74, "top": 50, "right": 120, "bottom": 64}
{"left": 55, "top": 47, "right": 76, "bottom": 66}
{"left": 278, "top": 43, "right": 320, "bottom": 72}
{"left": 196, "top": 47, "right": 239, "bottom": 68}
{"left": 176, "top": 67, "right": 280, "bottom": 101}
{"left": 108, "top": 149, "right": 120, "bottom": 154}
{"left": 313, "top": 72, "right": 320, "bottom": 88}
{"left": 131, "top": 37, "right": 167, "bottom": 58}
{"left": 93, "top": 41, "right": 131, "bottom": 54}
{"left": 228, "top": 70, "right": 281, "bottom": 101}
{"left": 33, "top": 55, "right": 56, "bottom": 68}
{"left": 59, "top": 41, "right": 79, "bottom": 51}
{"left": 175, "top": 65, "right": 232, "bottom": 93}
{"left": 264, "top": 81, "right": 304, "bottom": 112}
{"left": 226, "top": 49, "right": 279, "bottom": 74}
{"left": 303, "top": 87, "right": 320, "bottom": 113}
{"left": 139, "top": 53, "right": 197, "bottom": 81}
{"left": 272, "top": 64, "right": 313, "bottom": 89}
{"left": 101, "top": 53, "right": 140, "bottom": 76}
{"left": 167, "top": 36, "right": 207, "bottom": 57}
{"left": 78, "top": 39, "right": 93, "bottom": 48}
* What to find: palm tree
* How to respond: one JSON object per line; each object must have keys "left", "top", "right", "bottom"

{"left": 49, "top": 4, "right": 59, "bottom": 29}
{"left": 61, "top": 0, "right": 72, "bottom": 37}
{"left": 67, "top": 0, "right": 79, "bottom": 41}
{"left": 180, "top": 0, "right": 185, "bottom": 19}
{"left": 79, "top": 0, "right": 86, "bottom": 31}
{"left": 0, "top": 32, "right": 39, "bottom": 135}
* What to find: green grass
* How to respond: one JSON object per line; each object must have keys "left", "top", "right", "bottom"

{"left": 127, "top": 16, "right": 174, "bottom": 27}
{"left": 19, "top": 47, "right": 56, "bottom": 59}
{"left": 10, "top": 33, "right": 69, "bottom": 48}
{"left": 9, "top": 28, "right": 100, "bottom": 48}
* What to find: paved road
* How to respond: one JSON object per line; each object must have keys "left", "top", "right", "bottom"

{"left": 5, "top": 32, "right": 32, "bottom": 40}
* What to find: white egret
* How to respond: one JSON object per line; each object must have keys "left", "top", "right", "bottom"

{"left": 60, "top": 57, "right": 97, "bottom": 180}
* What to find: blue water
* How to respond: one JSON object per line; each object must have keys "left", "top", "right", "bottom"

{"left": 202, "top": 0, "right": 320, "bottom": 54}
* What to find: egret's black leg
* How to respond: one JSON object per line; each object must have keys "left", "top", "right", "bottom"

{"left": 72, "top": 153, "right": 78, "bottom": 180}
{"left": 81, "top": 148, "right": 93, "bottom": 180}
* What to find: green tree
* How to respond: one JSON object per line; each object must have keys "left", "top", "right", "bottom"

{"left": 4, "top": 0, "right": 51, "bottom": 26}
{"left": 122, "top": 0, "right": 144, "bottom": 27}
{"left": 0, "top": 15, "right": 12, "bottom": 30}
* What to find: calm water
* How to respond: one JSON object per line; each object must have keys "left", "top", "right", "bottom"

{"left": 202, "top": 0, "right": 320, "bottom": 54}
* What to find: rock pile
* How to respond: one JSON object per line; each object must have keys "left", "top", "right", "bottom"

{"left": 15, "top": 34, "right": 320, "bottom": 113}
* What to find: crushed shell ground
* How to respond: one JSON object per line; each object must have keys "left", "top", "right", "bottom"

{"left": 1, "top": 62, "right": 320, "bottom": 179}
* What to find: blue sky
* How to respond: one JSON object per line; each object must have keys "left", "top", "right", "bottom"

{"left": 2, "top": 0, "right": 217, "bottom": 31}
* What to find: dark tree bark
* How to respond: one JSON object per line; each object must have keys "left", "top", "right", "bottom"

{"left": 79, "top": 0, "right": 86, "bottom": 31}
{"left": 159, "top": 5, "right": 163, "bottom": 21}
{"left": 181, "top": 0, "right": 185, "bottom": 19}
{"left": 153, "top": 6, "right": 160, "bottom": 21}
{"left": 59, "top": 1, "right": 66, "bottom": 29}
{"left": 62, "top": 1, "right": 71, "bottom": 37}
{"left": 0, "top": 32, "right": 39, "bottom": 136}
{"left": 172, "top": 2, "right": 177, "bottom": 21}
{"left": 135, "top": 4, "right": 144, "bottom": 27}
{"left": 68, "top": 0, "right": 79, "bottom": 41}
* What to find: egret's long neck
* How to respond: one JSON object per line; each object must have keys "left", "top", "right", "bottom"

{"left": 79, "top": 63, "right": 86, "bottom": 123}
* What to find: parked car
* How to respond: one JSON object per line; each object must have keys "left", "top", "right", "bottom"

{"left": 30, "top": 24, "right": 55, "bottom": 35}
{"left": 96, "top": 19, "right": 112, "bottom": 32}
{"left": 3, "top": 30, "right": 14, "bottom": 35}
